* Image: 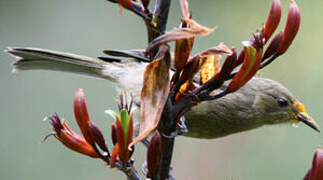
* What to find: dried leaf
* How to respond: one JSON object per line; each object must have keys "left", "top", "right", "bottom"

{"left": 146, "top": 19, "right": 215, "bottom": 53}
{"left": 198, "top": 43, "right": 232, "bottom": 57}
{"left": 174, "top": 37, "right": 194, "bottom": 71}
{"left": 130, "top": 45, "right": 171, "bottom": 147}
{"left": 200, "top": 55, "right": 221, "bottom": 84}
{"left": 179, "top": 0, "right": 190, "bottom": 19}
{"left": 178, "top": 43, "right": 232, "bottom": 83}
{"left": 175, "top": 80, "right": 196, "bottom": 102}
{"left": 227, "top": 46, "right": 262, "bottom": 93}
{"left": 174, "top": 5, "right": 194, "bottom": 71}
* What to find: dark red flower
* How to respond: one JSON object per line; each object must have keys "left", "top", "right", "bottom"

{"left": 147, "top": 131, "right": 162, "bottom": 179}
{"left": 304, "top": 147, "right": 323, "bottom": 180}
{"left": 45, "top": 89, "right": 109, "bottom": 159}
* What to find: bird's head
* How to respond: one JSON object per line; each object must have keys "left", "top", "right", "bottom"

{"left": 251, "top": 78, "right": 320, "bottom": 132}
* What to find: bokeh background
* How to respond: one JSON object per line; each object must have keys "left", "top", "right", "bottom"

{"left": 1, "top": 0, "right": 322, "bottom": 179}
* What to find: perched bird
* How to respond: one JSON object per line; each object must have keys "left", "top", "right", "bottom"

{"left": 5, "top": 47, "right": 320, "bottom": 139}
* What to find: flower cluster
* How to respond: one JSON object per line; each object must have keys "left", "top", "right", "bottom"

{"left": 44, "top": 89, "right": 134, "bottom": 170}
{"left": 132, "top": 0, "right": 302, "bottom": 145}
{"left": 41, "top": 0, "right": 303, "bottom": 179}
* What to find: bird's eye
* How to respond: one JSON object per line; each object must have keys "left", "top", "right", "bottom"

{"left": 277, "top": 97, "right": 288, "bottom": 107}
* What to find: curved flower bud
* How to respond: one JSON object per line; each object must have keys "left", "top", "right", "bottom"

{"left": 277, "top": 0, "right": 300, "bottom": 55}
{"left": 89, "top": 122, "right": 109, "bottom": 154}
{"left": 110, "top": 143, "right": 119, "bottom": 168}
{"left": 263, "top": 30, "right": 283, "bottom": 59}
{"left": 304, "top": 147, "right": 323, "bottom": 180}
{"left": 227, "top": 45, "right": 262, "bottom": 93}
{"left": 218, "top": 48, "right": 238, "bottom": 81}
{"left": 116, "top": 0, "right": 133, "bottom": 9}
{"left": 147, "top": 131, "right": 162, "bottom": 179}
{"left": 263, "top": 0, "right": 281, "bottom": 42}
{"left": 111, "top": 123, "right": 117, "bottom": 145}
{"left": 74, "top": 88, "right": 94, "bottom": 144}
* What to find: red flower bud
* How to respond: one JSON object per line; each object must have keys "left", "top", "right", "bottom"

{"left": 74, "top": 89, "right": 94, "bottom": 144}
{"left": 304, "top": 147, "right": 323, "bottom": 180}
{"left": 263, "top": 0, "right": 281, "bottom": 42}
{"left": 116, "top": 0, "right": 133, "bottom": 9}
{"left": 227, "top": 45, "right": 262, "bottom": 93}
{"left": 147, "top": 131, "right": 162, "bottom": 178}
{"left": 115, "top": 116, "right": 127, "bottom": 162}
{"left": 110, "top": 143, "right": 119, "bottom": 168}
{"left": 236, "top": 49, "right": 245, "bottom": 66}
{"left": 89, "top": 122, "right": 109, "bottom": 154}
{"left": 263, "top": 30, "right": 283, "bottom": 59}
{"left": 277, "top": 0, "right": 300, "bottom": 55}
{"left": 218, "top": 48, "right": 237, "bottom": 81}
{"left": 111, "top": 123, "right": 117, "bottom": 145}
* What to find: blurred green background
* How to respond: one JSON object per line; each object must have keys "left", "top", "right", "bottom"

{"left": 0, "top": 0, "right": 322, "bottom": 179}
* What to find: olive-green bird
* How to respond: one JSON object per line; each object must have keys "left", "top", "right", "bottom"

{"left": 5, "top": 47, "right": 320, "bottom": 139}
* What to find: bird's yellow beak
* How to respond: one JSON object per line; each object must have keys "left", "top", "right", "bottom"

{"left": 292, "top": 101, "right": 320, "bottom": 132}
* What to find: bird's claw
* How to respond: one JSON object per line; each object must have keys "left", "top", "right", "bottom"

{"left": 161, "top": 116, "right": 188, "bottom": 138}
{"left": 141, "top": 138, "right": 150, "bottom": 148}
{"left": 177, "top": 116, "right": 188, "bottom": 135}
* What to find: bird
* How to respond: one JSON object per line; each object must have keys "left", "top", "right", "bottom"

{"left": 5, "top": 47, "right": 320, "bottom": 139}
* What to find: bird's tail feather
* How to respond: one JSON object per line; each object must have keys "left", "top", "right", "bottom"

{"left": 5, "top": 47, "right": 116, "bottom": 81}
{"left": 5, "top": 47, "right": 147, "bottom": 103}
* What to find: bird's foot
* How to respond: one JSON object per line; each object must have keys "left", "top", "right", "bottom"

{"left": 162, "top": 116, "right": 188, "bottom": 139}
